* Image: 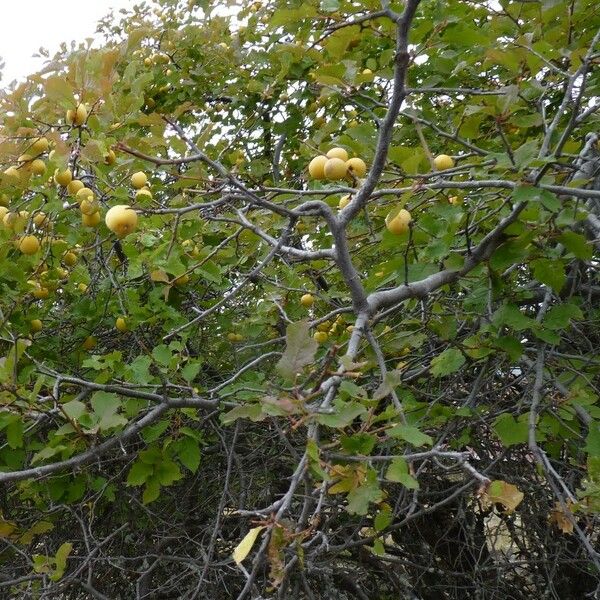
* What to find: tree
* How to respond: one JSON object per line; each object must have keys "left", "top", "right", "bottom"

{"left": 0, "top": 0, "right": 599, "bottom": 597}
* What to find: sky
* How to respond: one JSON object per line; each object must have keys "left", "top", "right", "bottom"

{"left": 0, "top": 0, "right": 135, "bottom": 86}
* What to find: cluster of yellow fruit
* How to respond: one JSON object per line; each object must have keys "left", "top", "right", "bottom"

{"left": 131, "top": 171, "right": 153, "bottom": 201}
{"left": 227, "top": 332, "right": 244, "bottom": 342}
{"left": 313, "top": 315, "right": 345, "bottom": 344}
{"left": 308, "top": 148, "right": 367, "bottom": 182}
{"left": 66, "top": 103, "right": 88, "bottom": 127}
{"left": 2, "top": 136, "right": 50, "bottom": 185}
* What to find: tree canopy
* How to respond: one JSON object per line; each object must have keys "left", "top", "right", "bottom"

{"left": 0, "top": 0, "right": 599, "bottom": 598}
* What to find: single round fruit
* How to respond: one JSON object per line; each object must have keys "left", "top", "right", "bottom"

{"left": 362, "top": 68, "right": 373, "bottom": 76}
{"left": 300, "top": 293, "right": 314, "bottom": 307}
{"left": 131, "top": 171, "right": 148, "bottom": 189}
{"left": 80, "top": 198, "right": 99, "bottom": 215}
{"left": 33, "top": 212, "right": 49, "bottom": 227}
{"left": 78, "top": 283, "right": 88, "bottom": 293}
{"left": 314, "top": 331, "right": 328, "bottom": 343}
{"left": 0, "top": 206, "right": 8, "bottom": 222}
{"left": 338, "top": 194, "right": 352, "bottom": 210}
{"left": 326, "top": 147, "right": 349, "bottom": 162}
{"left": 30, "top": 137, "right": 49, "bottom": 156}
{"left": 82, "top": 211, "right": 101, "bottom": 227}
{"left": 3, "top": 211, "right": 17, "bottom": 228}
{"left": 116, "top": 317, "right": 127, "bottom": 332}
{"left": 30, "top": 319, "right": 43, "bottom": 333}
{"left": 82, "top": 335, "right": 97, "bottom": 351}
{"left": 30, "top": 159, "right": 46, "bottom": 176}
{"left": 63, "top": 251, "right": 78, "bottom": 267}
{"left": 54, "top": 168, "right": 72, "bottom": 186}
{"left": 308, "top": 155, "right": 328, "bottom": 180}
{"left": 67, "top": 180, "right": 85, "bottom": 196}
{"left": 18, "top": 235, "right": 40, "bottom": 255}
{"left": 173, "top": 273, "right": 190, "bottom": 286}
{"left": 433, "top": 154, "right": 455, "bottom": 171}
{"left": 18, "top": 154, "right": 33, "bottom": 165}
{"left": 32, "top": 286, "right": 49, "bottom": 299}
{"left": 346, "top": 157, "right": 367, "bottom": 178}
{"left": 136, "top": 187, "right": 153, "bottom": 200}
{"left": 385, "top": 208, "right": 412, "bottom": 235}
{"left": 323, "top": 158, "right": 348, "bottom": 181}
{"left": 3, "top": 166, "right": 21, "bottom": 184}
{"left": 104, "top": 149, "right": 116, "bottom": 165}
{"left": 76, "top": 187, "right": 94, "bottom": 204}
{"left": 105, "top": 205, "right": 138, "bottom": 237}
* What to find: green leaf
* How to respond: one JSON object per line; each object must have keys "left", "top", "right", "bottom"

{"left": 385, "top": 458, "right": 419, "bottom": 489}
{"left": 276, "top": 320, "right": 318, "bottom": 380}
{"left": 387, "top": 424, "right": 433, "bottom": 447}
{"left": 374, "top": 505, "right": 393, "bottom": 531}
{"left": 6, "top": 419, "right": 23, "bottom": 449}
{"left": 493, "top": 413, "right": 529, "bottom": 447}
{"left": 152, "top": 345, "right": 172, "bottom": 367}
{"left": 176, "top": 436, "right": 201, "bottom": 473}
{"left": 532, "top": 258, "right": 565, "bottom": 293}
{"left": 340, "top": 433, "right": 377, "bottom": 455}
{"left": 346, "top": 469, "right": 383, "bottom": 515}
{"left": 316, "top": 401, "right": 366, "bottom": 428}
{"left": 155, "top": 459, "right": 183, "bottom": 486}
{"left": 585, "top": 425, "right": 600, "bottom": 456}
{"left": 62, "top": 400, "right": 87, "bottom": 420}
{"left": 143, "top": 476, "right": 161, "bottom": 504}
{"left": 50, "top": 542, "right": 73, "bottom": 581}
{"left": 543, "top": 303, "right": 583, "bottom": 330}
{"left": 91, "top": 392, "right": 126, "bottom": 432}
{"left": 127, "top": 460, "right": 153, "bottom": 486}
{"left": 558, "top": 231, "right": 593, "bottom": 260}
{"left": 430, "top": 348, "right": 465, "bottom": 377}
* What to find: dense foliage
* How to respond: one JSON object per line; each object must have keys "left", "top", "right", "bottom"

{"left": 0, "top": 0, "right": 599, "bottom": 597}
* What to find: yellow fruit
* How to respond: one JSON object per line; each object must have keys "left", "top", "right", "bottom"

{"left": 385, "top": 208, "right": 412, "bottom": 235}
{"left": 56, "top": 267, "right": 68, "bottom": 279}
{"left": 116, "top": 317, "right": 127, "bottom": 332}
{"left": 30, "top": 319, "right": 43, "bottom": 333}
{"left": 82, "top": 211, "right": 101, "bottom": 227}
{"left": 82, "top": 336, "right": 97, "bottom": 351}
{"left": 0, "top": 195, "right": 9, "bottom": 207}
{"left": 32, "top": 286, "right": 49, "bottom": 299}
{"left": 362, "top": 68, "right": 373, "bottom": 76}
{"left": 346, "top": 157, "right": 367, "bottom": 178}
{"left": 300, "top": 293, "right": 314, "bottom": 307}
{"left": 346, "top": 325, "right": 355, "bottom": 333}
{"left": 18, "top": 235, "right": 40, "bottom": 255}
{"left": 324, "top": 158, "right": 348, "bottom": 181}
{"left": 131, "top": 171, "right": 148, "bottom": 189}
{"left": 228, "top": 332, "right": 244, "bottom": 342}
{"left": 3, "top": 166, "right": 21, "bottom": 184}
{"left": 105, "top": 205, "right": 138, "bottom": 237}
{"left": 30, "top": 159, "right": 46, "bottom": 175}
{"left": 308, "top": 155, "right": 328, "bottom": 180}
{"left": 79, "top": 198, "right": 99, "bottom": 215}
{"left": 448, "top": 195, "right": 462, "bottom": 205}
{"left": 0, "top": 206, "right": 8, "bottom": 222}
{"left": 30, "top": 137, "right": 49, "bottom": 156}
{"left": 104, "top": 149, "right": 116, "bottom": 165}
{"left": 63, "top": 251, "right": 78, "bottom": 266}
{"left": 67, "top": 180, "right": 85, "bottom": 196}
{"left": 67, "top": 103, "right": 88, "bottom": 126}
{"left": 326, "top": 147, "right": 349, "bottom": 162}
{"left": 338, "top": 194, "right": 351, "bottom": 210}
{"left": 78, "top": 283, "right": 88, "bottom": 293}
{"left": 314, "top": 331, "right": 328, "bottom": 343}
{"left": 76, "top": 187, "right": 94, "bottom": 204}
{"left": 54, "top": 168, "right": 72, "bottom": 186}
{"left": 317, "top": 321, "right": 331, "bottom": 332}
{"left": 3, "top": 212, "right": 17, "bottom": 228}
{"left": 18, "top": 154, "right": 33, "bottom": 165}
{"left": 136, "top": 187, "right": 153, "bottom": 200}
{"left": 173, "top": 273, "right": 190, "bottom": 286}
{"left": 433, "top": 154, "right": 454, "bottom": 170}
{"left": 33, "top": 212, "right": 49, "bottom": 227}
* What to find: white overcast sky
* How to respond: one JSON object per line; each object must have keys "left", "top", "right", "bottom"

{"left": 0, "top": 0, "right": 135, "bottom": 86}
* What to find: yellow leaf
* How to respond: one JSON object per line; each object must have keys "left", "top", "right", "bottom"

{"left": 0, "top": 519, "right": 16, "bottom": 538}
{"left": 150, "top": 269, "right": 170, "bottom": 283}
{"left": 232, "top": 526, "right": 265, "bottom": 565}
{"left": 485, "top": 480, "right": 524, "bottom": 513}
{"left": 549, "top": 501, "right": 574, "bottom": 534}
